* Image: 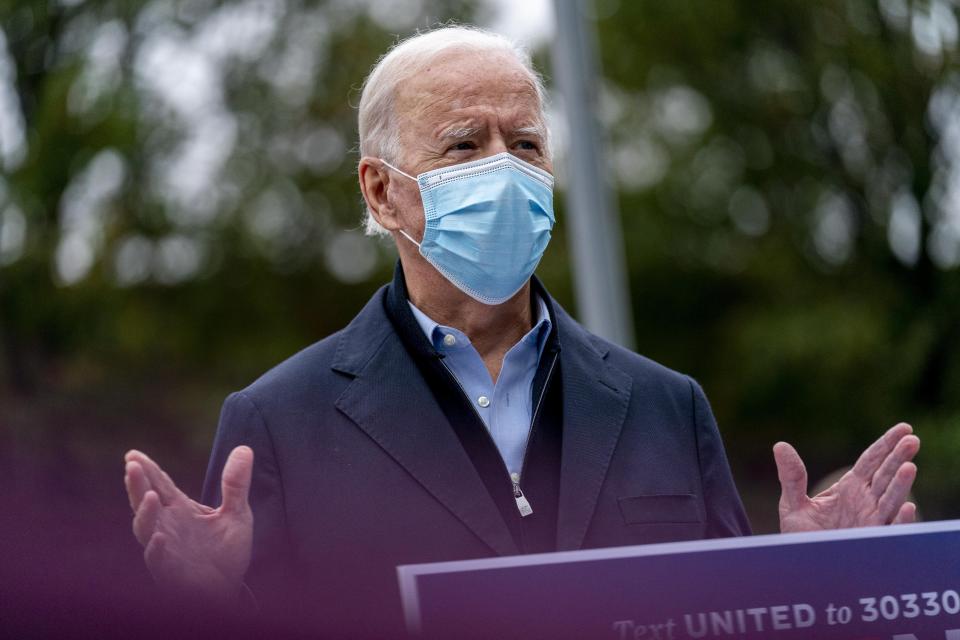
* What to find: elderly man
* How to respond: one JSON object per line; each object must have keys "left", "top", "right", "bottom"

{"left": 122, "top": 26, "right": 919, "bottom": 636}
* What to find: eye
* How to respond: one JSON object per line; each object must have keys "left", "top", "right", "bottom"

{"left": 448, "top": 141, "right": 476, "bottom": 152}
{"left": 515, "top": 140, "right": 540, "bottom": 152}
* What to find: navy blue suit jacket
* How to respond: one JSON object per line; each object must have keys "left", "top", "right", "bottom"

{"left": 200, "top": 285, "right": 750, "bottom": 635}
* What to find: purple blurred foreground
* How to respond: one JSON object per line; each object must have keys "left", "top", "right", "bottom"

{"left": 0, "top": 431, "right": 374, "bottom": 638}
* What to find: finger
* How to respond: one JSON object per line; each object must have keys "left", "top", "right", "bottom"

{"left": 133, "top": 490, "right": 162, "bottom": 547}
{"left": 892, "top": 501, "right": 917, "bottom": 525}
{"left": 124, "top": 450, "right": 185, "bottom": 506}
{"left": 144, "top": 531, "right": 168, "bottom": 581}
{"left": 870, "top": 434, "right": 920, "bottom": 497}
{"left": 125, "top": 461, "right": 152, "bottom": 513}
{"left": 773, "top": 441, "right": 809, "bottom": 511}
{"left": 220, "top": 446, "right": 254, "bottom": 515}
{"left": 852, "top": 423, "right": 913, "bottom": 480}
{"left": 877, "top": 462, "right": 917, "bottom": 523}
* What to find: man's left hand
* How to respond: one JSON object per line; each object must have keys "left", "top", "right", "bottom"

{"left": 775, "top": 423, "right": 920, "bottom": 533}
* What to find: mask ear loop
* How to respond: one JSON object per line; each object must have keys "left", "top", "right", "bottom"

{"left": 378, "top": 159, "right": 422, "bottom": 249}
{"left": 379, "top": 159, "right": 417, "bottom": 182}
{"left": 398, "top": 229, "right": 422, "bottom": 249}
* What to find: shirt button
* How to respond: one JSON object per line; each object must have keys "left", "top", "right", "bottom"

{"left": 510, "top": 472, "right": 520, "bottom": 483}
{"left": 477, "top": 395, "right": 490, "bottom": 408}
{"left": 442, "top": 334, "right": 456, "bottom": 347}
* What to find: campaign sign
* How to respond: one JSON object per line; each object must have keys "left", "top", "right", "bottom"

{"left": 397, "top": 520, "right": 960, "bottom": 640}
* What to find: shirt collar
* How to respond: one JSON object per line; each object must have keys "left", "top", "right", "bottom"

{"left": 383, "top": 260, "right": 561, "bottom": 362}
{"left": 407, "top": 293, "right": 552, "bottom": 359}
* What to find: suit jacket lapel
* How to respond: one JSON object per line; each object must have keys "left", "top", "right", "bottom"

{"left": 331, "top": 289, "right": 518, "bottom": 557}
{"left": 555, "top": 310, "right": 632, "bottom": 551}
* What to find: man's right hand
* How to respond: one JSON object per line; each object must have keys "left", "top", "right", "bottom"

{"left": 123, "top": 446, "right": 254, "bottom": 604}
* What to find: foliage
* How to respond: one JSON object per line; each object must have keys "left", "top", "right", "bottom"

{"left": 1, "top": 0, "right": 958, "bottom": 530}
{"left": 591, "top": 0, "right": 960, "bottom": 524}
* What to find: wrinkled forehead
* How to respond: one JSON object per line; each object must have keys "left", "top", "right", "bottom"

{"left": 393, "top": 50, "right": 544, "bottom": 134}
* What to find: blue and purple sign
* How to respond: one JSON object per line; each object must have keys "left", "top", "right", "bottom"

{"left": 398, "top": 520, "right": 960, "bottom": 639}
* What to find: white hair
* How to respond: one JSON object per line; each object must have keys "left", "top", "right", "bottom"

{"left": 357, "top": 25, "right": 550, "bottom": 237}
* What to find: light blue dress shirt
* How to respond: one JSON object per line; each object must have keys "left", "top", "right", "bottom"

{"left": 408, "top": 297, "right": 552, "bottom": 478}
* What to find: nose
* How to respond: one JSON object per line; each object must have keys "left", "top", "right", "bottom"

{"left": 482, "top": 120, "right": 511, "bottom": 157}
{"left": 486, "top": 135, "right": 509, "bottom": 156}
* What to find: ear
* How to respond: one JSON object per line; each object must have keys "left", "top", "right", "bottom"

{"left": 358, "top": 157, "right": 401, "bottom": 232}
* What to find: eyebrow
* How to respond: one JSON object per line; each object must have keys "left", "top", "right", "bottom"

{"left": 512, "top": 125, "right": 546, "bottom": 139}
{"left": 436, "top": 124, "right": 547, "bottom": 142}
{"left": 438, "top": 125, "right": 483, "bottom": 141}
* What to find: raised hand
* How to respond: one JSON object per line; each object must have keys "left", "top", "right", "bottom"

{"left": 124, "top": 446, "right": 254, "bottom": 603}
{"left": 775, "top": 423, "right": 920, "bottom": 533}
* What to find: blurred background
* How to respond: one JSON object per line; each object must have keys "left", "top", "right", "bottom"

{"left": 1, "top": 0, "right": 959, "bottom": 621}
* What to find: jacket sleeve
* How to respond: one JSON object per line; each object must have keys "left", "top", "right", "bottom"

{"left": 688, "top": 377, "right": 753, "bottom": 538}
{"left": 200, "top": 391, "right": 300, "bottom": 617}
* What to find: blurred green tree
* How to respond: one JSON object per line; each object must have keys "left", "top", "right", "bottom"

{"left": 592, "top": 0, "right": 960, "bottom": 525}
{"left": 0, "top": 0, "right": 958, "bottom": 528}
{"left": 0, "top": 0, "right": 475, "bottom": 391}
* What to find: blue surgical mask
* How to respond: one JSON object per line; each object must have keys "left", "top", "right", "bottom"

{"left": 381, "top": 152, "right": 555, "bottom": 305}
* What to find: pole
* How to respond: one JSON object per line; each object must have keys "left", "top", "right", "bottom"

{"left": 550, "top": 0, "right": 635, "bottom": 349}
